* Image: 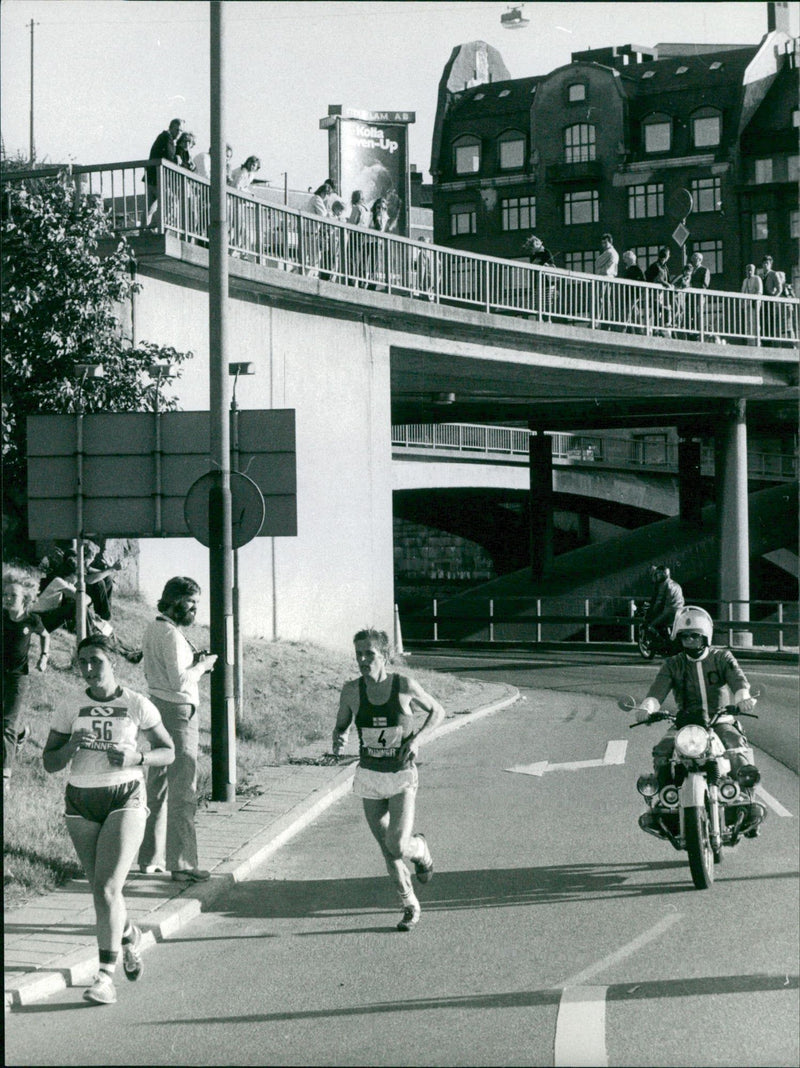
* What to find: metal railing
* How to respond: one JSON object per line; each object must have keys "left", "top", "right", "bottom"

{"left": 391, "top": 423, "right": 799, "bottom": 481}
{"left": 409, "top": 596, "right": 797, "bottom": 651}
{"left": 3, "top": 158, "right": 799, "bottom": 347}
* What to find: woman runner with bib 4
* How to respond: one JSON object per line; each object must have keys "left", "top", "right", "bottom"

{"left": 43, "top": 635, "right": 174, "bottom": 1005}
{"left": 329, "top": 628, "right": 445, "bottom": 932}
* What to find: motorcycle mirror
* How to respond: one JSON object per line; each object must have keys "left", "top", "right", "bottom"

{"left": 618, "top": 696, "right": 637, "bottom": 712}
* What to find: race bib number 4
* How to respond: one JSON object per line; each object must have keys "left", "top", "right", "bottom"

{"left": 361, "top": 725, "right": 403, "bottom": 757}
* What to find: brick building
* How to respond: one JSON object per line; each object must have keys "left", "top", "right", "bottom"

{"left": 430, "top": 4, "right": 798, "bottom": 292}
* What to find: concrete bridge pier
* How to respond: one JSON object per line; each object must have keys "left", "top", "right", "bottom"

{"left": 716, "top": 399, "right": 751, "bottom": 647}
{"left": 529, "top": 429, "right": 554, "bottom": 581}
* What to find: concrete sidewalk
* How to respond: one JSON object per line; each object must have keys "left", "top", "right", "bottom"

{"left": 4, "top": 682, "right": 519, "bottom": 1010}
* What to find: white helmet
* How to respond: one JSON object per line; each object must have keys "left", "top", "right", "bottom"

{"left": 671, "top": 605, "right": 713, "bottom": 644}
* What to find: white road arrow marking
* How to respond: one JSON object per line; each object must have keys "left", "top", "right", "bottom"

{"left": 506, "top": 740, "right": 627, "bottom": 777}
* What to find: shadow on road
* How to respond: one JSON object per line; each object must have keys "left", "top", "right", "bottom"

{"left": 149, "top": 971, "right": 798, "bottom": 1028}
{"left": 212, "top": 862, "right": 798, "bottom": 924}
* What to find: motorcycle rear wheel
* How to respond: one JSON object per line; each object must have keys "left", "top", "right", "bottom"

{"left": 637, "top": 626, "right": 656, "bottom": 660}
{"left": 685, "top": 804, "right": 715, "bottom": 889}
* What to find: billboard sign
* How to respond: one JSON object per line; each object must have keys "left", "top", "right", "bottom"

{"left": 321, "top": 107, "right": 415, "bottom": 236}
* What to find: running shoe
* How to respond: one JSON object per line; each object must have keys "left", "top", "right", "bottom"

{"left": 413, "top": 833, "right": 434, "bottom": 884}
{"left": 122, "top": 924, "right": 143, "bottom": 981}
{"left": 16, "top": 726, "right": 30, "bottom": 749}
{"left": 83, "top": 972, "right": 117, "bottom": 1005}
{"left": 397, "top": 902, "right": 421, "bottom": 932}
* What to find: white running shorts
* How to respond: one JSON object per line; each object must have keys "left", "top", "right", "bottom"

{"left": 352, "top": 764, "right": 418, "bottom": 800}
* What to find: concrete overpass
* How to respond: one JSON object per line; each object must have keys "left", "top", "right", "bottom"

{"left": 10, "top": 161, "right": 796, "bottom": 648}
{"left": 128, "top": 233, "right": 797, "bottom": 646}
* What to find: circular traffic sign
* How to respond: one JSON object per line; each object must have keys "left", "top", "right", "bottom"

{"left": 184, "top": 471, "right": 265, "bottom": 549}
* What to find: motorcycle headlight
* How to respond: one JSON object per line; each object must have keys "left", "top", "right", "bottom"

{"left": 675, "top": 724, "right": 709, "bottom": 759}
{"left": 636, "top": 774, "right": 659, "bottom": 797}
{"left": 719, "top": 779, "right": 739, "bottom": 801}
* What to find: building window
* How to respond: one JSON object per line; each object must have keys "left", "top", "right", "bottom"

{"left": 564, "top": 124, "right": 596, "bottom": 163}
{"left": 692, "top": 112, "right": 721, "bottom": 148}
{"left": 793, "top": 109, "right": 800, "bottom": 127}
{"left": 564, "top": 250, "right": 596, "bottom": 273}
{"left": 791, "top": 210, "right": 800, "bottom": 240}
{"left": 754, "top": 158, "right": 773, "bottom": 183}
{"left": 498, "top": 131, "right": 525, "bottom": 170}
{"left": 568, "top": 83, "right": 586, "bottom": 102}
{"left": 628, "top": 183, "right": 664, "bottom": 219}
{"left": 788, "top": 155, "right": 800, "bottom": 182}
{"left": 752, "top": 213, "right": 769, "bottom": 241}
{"left": 449, "top": 203, "right": 476, "bottom": 236}
{"left": 501, "top": 195, "right": 536, "bottom": 231}
{"left": 692, "top": 240, "right": 723, "bottom": 276}
{"left": 643, "top": 116, "right": 671, "bottom": 153}
{"left": 691, "top": 177, "right": 722, "bottom": 213}
{"left": 632, "top": 245, "right": 662, "bottom": 270}
{"left": 453, "top": 136, "right": 481, "bottom": 175}
{"left": 563, "top": 189, "right": 599, "bottom": 225}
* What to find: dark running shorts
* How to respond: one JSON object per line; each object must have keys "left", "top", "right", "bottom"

{"left": 64, "top": 780, "right": 147, "bottom": 823}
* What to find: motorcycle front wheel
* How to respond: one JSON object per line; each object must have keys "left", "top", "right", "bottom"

{"left": 685, "top": 804, "right": 715, "bottom": 889}
{"left": 637, "top": 625, "right": 656, "bottom": 660}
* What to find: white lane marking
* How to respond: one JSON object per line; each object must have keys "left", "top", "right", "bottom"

{"left": 506, "top": 739, "right": 627, "bottom": 776}
{"left": 755, "top": 784, "right": 794, "bottom": 817}
{"left": 552, "top": 915, "right": 683, "bottom": 1068}
{"left": 554, "top": 987, "right": 607, "bottom": 1067}
{"left": 558, "top": 913, "right": 682, "bottom": 989}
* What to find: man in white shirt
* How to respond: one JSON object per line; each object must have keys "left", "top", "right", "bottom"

{"left": 138, "top": 577, "right": 217, "bottom": 882}
{"left": 595, "top": 232, "right": 619, "bottom": 325}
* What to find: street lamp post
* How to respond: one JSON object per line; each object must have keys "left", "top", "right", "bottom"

{"left": 73, "top": 362, "right": 104, "bottom": 642}
{"left": 228, "top": 361, "right": 255, "bottom": 724}
{"left": 209, "top": 0, "right": 236, "bottom": 802}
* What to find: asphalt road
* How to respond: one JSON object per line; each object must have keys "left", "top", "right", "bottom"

{"left": 6, "top": 651, "right": 798, "bottom": 1067}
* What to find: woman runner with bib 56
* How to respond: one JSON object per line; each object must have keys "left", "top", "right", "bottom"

{"left": 329, "top": 628, "right": 445, "bottom": 932}
{"left": 43, "top": 635, "right": 174, "bottom": 1005}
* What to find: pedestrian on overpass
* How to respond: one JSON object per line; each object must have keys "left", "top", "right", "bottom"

{"left": 327, "top": 628, "right": 445, "bottom": 931}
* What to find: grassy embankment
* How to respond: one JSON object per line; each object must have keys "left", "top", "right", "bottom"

{"left": 3, "top": 588, "right": 493, "bottom": 911}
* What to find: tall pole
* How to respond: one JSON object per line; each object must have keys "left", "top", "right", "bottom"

{"left": 209, "top": 0, "right": 236, "bottom": 801}
{"left": 29, "top": 19, "right": 36, "bottom": 163}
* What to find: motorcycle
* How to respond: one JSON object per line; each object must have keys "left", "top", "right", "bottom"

{"left": 619, "top": 696, "right": 767, "bottom": 890}
{"left": 632, "top": 601, "right": 673, "bottom": 659}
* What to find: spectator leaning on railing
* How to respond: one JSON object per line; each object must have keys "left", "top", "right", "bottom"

{"left": 145, "top": 118, "right": 184, "bottom": 226}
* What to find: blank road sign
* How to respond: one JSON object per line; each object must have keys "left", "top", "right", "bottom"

{"left": 27, "top": 409, "right": 297, "bottom": 539}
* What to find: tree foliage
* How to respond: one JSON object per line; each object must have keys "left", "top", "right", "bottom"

{"left": 1, "top": 170, "right": 193, "bottom": 552}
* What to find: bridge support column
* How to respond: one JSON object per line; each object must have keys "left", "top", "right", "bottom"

{"left": 678, "top": 436, "right": 703, "bottom": 528}
{"left": 529, "top": 430, "right": 554, "bottom": 581}
{"left": 716, "top": 400, "right": 751, "bottom": 647}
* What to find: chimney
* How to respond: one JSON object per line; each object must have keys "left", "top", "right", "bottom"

{"left": 767, "top": 1, "right": 790, "bottom": 33}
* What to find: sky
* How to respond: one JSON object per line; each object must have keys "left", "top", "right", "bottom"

{"left": 1, "top": 1, "right": 796, "bottom": 192}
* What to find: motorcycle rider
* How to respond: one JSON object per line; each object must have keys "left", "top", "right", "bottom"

{"left": 644, "top": 565, "right": 684, "bottom": 648}
{"left": 636, "top": 606, "right": 763, "bottom": 837}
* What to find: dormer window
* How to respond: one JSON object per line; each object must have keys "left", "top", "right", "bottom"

{"left": 692, "top": 109, "right": 721, "bottom": 148}
{"left": 473, "top": 93, "right": 485, "bottom": 100}
{"left": 642, "top": 70, "right": 655, "bottom": 79}
{"left": 498, "top": 130, "right": 526, "bottom": 170}
{"left": 643, "top": 113, "right": 671, "bottom": 153}
{"left": 498, "top": 89, "right": 511, "bottom": 97}
{"left": 709, "top": 61, "right": 723, "bottom": 70}
{"left": 676, "top": 66, "right": 688, "bottom": 75}
{"left": 453, "top": 135, "right": 481, "bottom": 175}
{"left": 568, "top": 83, "right": 586, "bottom": 102}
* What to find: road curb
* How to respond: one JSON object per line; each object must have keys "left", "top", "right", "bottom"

{"left": 5, "top": 684, "right": 520, "bottom": 1011}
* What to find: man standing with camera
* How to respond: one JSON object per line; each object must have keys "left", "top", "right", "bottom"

{"left": 138, "top": 577, "right": 217, "bottom": 882}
